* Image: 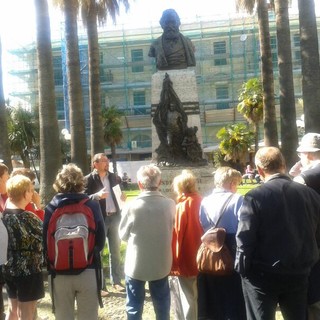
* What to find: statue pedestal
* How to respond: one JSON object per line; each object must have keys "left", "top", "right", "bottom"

{"left": 151, "top": 69, "right": 202, "bottom": 161}
{"left": 159, "top": 164, "right": 215, "bottom": 200}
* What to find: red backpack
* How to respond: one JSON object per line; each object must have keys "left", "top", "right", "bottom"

{"left": 47, "top": 198, "right": 96, "bottom": 273}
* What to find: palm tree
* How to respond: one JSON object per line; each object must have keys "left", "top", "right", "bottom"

{"left": 217, "top": 123, "right": 255, "bottom": 163}
{"left": 237, "top": 78, "right": 263, "bottom": 153}
{"left": 0, "top": 37, "right": 12, "bottom": 170}
{"left": 81, "top": 0, "right": 129, "bottom": 157}
{"left": 101, "top": 106, "right": 124, "bottom": 175}
{"left": 236, "top": 0, "right": 279, "bottom": 147}
{"left": 55, "top": 0, "right": 89, "bottom": 173}
{"left": 7, "top": 106, "right": 37, "bottom": 168}
{"left": 34, "top": 0, "right": 62, "bottom": 204}
{"left": 274, "top": 0, "right": 298, "bottom": 168}
{"left": 298, "top": 0, "right": 320, "bottom": 133}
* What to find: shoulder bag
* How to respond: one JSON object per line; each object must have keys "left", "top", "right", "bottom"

{"left": 196, "top": 193, "right": 234, "bottom": 275}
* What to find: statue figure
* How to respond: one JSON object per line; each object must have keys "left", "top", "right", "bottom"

{"left": 153, "top": 73, "right": 187, "bottom": 163}
{"left": 153, "top": 74, "right": 207, "bottom": 166}
{"left": 148, "top": 9, "right": 196, "bottom": 71}
{"left": 182, "top": 126, "right": 207, "bottom": 164}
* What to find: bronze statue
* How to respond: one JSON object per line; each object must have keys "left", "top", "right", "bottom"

{"left": 153, "top": 74, "right": 206, "bottom": 166}
{"left": 148, "top": 9, "right": 196, "bottom": 71}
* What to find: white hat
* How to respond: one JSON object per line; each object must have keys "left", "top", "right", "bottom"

{"left": 297, "top": 133, "right": 320, "bottom": 153}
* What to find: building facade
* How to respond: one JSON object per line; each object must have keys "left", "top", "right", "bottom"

{"left": 8, "top": 12, "right": 316, "bottom": 160}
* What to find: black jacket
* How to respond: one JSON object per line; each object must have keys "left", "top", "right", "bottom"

{"left": 84, "top": 170, "right": 120, "bottom": 218}
{"left": 235, "top": 174, "right": 320, "bottom": 276}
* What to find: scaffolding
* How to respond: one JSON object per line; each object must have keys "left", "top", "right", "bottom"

{"left": 7, "top": 12, "right": 316, "bottom": 160}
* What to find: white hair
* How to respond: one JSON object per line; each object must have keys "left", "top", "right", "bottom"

{"left": 137, "top": 165, "right": 161, "bottom": 190}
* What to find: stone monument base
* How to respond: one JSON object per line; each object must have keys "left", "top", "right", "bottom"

{"left": 159, "top": 164, "right": 215, "bottom": 200}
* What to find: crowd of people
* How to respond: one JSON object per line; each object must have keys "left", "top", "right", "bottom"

{"left": 0, "top": 133, "right": 320, "bottom": 319}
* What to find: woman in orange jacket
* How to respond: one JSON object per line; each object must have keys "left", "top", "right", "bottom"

{"left": 171, "top": 170, "right": 204, "bottom": 320}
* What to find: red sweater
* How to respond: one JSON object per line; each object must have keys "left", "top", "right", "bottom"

{"left": 25, "top": 203, "right": 44, "bottom": 221}
{"left": 171, "top": 192, "right": 203, "bottom": 277}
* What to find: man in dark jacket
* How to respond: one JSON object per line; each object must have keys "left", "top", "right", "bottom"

{"left": 235, "top": 147, "right": 320, "bottom": 320}
{"left": 84, "top": 153, "right": 126, "bottom": 293}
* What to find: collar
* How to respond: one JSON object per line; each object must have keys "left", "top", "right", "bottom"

{"left": 264, "top": 173, "right": 290, "bottom": 183}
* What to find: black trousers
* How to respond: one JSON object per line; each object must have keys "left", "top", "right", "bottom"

{"left": 241, "top": 271, "right": 308, "bottom": 320}
{"left": 198, "top": 272, "right": 246, "bottom": 320}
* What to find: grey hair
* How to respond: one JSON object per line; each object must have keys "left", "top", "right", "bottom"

{"left": 137, "top": 164, "right": 161, "bottom": 191}
{"left": 214, "top": 166, "right": 242, "bottom": 189}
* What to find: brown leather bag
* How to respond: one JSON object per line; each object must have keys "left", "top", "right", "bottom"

{"left": 197, "top": 193, "right": 235, "bottom": 275}
{"left": 196, "top": 227, "right": 234, "bottom": 275}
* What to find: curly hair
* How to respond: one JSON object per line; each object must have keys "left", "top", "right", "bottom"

{"left": 53, "top": 163, "right": 84, "bottom": 193}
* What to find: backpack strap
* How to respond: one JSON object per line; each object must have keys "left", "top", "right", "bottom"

{"left": 205, "top": 193, "right": 234, "bottom": 228}
{"left": 93, "top": 248, "right": 103, "bottom": 308}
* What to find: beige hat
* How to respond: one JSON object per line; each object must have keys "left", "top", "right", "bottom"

{"left": 297, "top": 133, "right": 320, "bottom": 153}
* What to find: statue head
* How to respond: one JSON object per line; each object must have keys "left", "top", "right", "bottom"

{"left": 160, "top": 9, "right": 181, "bottom": 40}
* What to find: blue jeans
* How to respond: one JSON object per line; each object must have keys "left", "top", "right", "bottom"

{"left": 125, "top": 275, "right": 170, "bottom": 320}
{"left": 104, "top": 213, "right": 122, "bottom": 285}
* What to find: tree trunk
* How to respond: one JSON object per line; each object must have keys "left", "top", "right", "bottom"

{"left": 111, "top": 144, "right": 117, "bottom": 175}
{"left": 257, "top": 0, "right": 279, "bottom": 147}
{"left": 87, "top": 0, "right": 104, "bottom": 157}
{"left": 298, "top": 0, "right": 320, "bottom": 133}
{"left": 0, "top": 37, "right": 12, "bottom": 170}
{"left": 34, "top": 0, "right": 62, "bottom": 204}
{"left": 275, "top": 0, "right": 298, "bottom": 168}
{"left": 64, "top": 0, "right": 89, "bottom": 173}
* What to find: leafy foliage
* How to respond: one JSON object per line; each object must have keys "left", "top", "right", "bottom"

{"left": 101, "top": 105, "right": 124, "bottom": 174}
{"left": 237, "top": 78, "right": 263, "bottom": 125}
{"left": 216, "top": 123, "right": 254, "bottom": 162}
{"left": 102, "top": 106, "right": 124, "bottom": 147}
{"left": 7, "top": 105, "right": 39, "bottom": 167}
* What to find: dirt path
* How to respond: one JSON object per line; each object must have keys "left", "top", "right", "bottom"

{"left": 35, "top": 281, "right": 160, "bottom": 320}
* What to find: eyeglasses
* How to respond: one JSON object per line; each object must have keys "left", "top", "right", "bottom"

{"left": 95, "top": 158, "right": 109, "bottom": 163}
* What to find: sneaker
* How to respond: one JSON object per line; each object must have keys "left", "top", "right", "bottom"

{"left": 112, "top": 284, "right": 125, "bottom": 292}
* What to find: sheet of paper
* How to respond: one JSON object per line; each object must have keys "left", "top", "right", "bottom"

{"left": 112, "top": 184, "right": 125, "bottom": 210}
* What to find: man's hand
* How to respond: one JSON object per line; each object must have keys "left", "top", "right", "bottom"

{"left": 97, "top": 187, "right": 109, "bottom": 200}
{"left": 32, "top": 191, "right": 42, "bottom": 209}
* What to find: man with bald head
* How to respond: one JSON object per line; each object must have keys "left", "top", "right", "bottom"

{"left": 236, "top": 147, "right": 320, "bottom": 320}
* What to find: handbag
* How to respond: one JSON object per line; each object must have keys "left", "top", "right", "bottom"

{"left": 196, "top": 194, "right": 234, "bottom": 275}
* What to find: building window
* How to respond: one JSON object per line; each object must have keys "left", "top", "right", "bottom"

{"left": 270, "top": 35, "right": 278, "bottom": 68}
{"left": 131, "top": 49, "right": 144, "bottom": 73}
{"left": 53, "top": 56, "right": 63, "bottom": 86}
{"left": 56, "top": 96, "right": 65, "bottom": 120}
{"left": 100, "top": 51, "right": 104, "bottom": 64}
{"left": 293, "top": 34, "right": 301, "bottom": 64}
{"left": 216, "top": 86, "right": 229, "bottom": 109}
{"left": 133, "top": 91, "right": 146, "bottom": 114}
{"left": 214, "top": 41, "right": 227, "bottom": 66}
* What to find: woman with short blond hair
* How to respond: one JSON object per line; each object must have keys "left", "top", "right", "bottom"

{"left": 171, "top": 170, "right": 204, "bottom": 320}
{"left": 2, "top": 174, "right": 44, "bottom": 320}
